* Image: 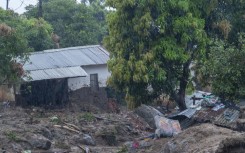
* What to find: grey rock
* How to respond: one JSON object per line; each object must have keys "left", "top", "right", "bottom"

{"left": 26, "top": 134, "right": 51, "bottom": 150}
{"left": 71, "top": 134, "right": 96, "bottom": 146}
{"left": 41, "top": 127, "right": 53, "bottom": 140}
{"left": 134, "top": 104, "right": 164, "bottom": 129}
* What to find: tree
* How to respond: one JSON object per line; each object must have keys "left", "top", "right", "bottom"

{"left": 0, "top": 23, "right": 30, "bottom": 84}
{"left": 0, "top": 7, "right": 53, "bottom": 52}
{"left": 104, "top": 0, "right": 207, "bottom": 110}
{"left": 194, "top": 0, "right": 245, "bottom": 99}
{"left": 201, "top": 33, "right": 245, "bottom": 100}
{"left": 25, "top": 0, "right": 108, "bottom": 48}
{"left": 193, "top": 0, "right": 245, "bottom": 42}
{"left": 22, "top": 18, "right": 54, "bottom": 51}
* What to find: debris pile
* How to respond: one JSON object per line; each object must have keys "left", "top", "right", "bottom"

{"left": 162, "top": 123, "right": 245, "bottom": 153}
{"left": 0, "top": 90, "right": 245, "bottom": 153}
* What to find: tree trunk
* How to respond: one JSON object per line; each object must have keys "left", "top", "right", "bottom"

{"left": 6, "top": 0, "right": 9, "bottom": 10}
{"left": 176, "top": 60, "right": 192, "bottom": 110}
{"left": 38, "top": 0, "right": 43, "bottom": 18}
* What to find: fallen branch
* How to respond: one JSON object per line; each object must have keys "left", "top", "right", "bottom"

{"left": 63, "top": 122, "right": 80, "bottom": 131}
{"left": 54, "top": 125, "right": 80, "bottom": 134}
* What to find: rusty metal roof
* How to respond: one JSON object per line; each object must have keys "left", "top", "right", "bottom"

{"left": 23, "top": 66, "right": 87, "bottom": 82}
{"left": 193, "top": 108, "right": 240, "bottom": 129}
{"left": 24, "top": 45, "right": 109, "bottom": 71}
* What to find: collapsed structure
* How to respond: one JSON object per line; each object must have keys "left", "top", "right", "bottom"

{"left": 169, "top": 91, "right": 241, "bottom": 130}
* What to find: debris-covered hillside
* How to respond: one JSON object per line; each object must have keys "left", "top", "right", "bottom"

{"left": 1, "top": 96, "right": 245, "bottom": 153}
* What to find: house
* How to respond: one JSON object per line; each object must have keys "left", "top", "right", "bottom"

{"left": 16, "top": 45, "right": 111, "bottom": 107}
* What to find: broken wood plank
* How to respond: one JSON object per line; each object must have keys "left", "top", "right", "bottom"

{"left": 63, "top": 122, "right": 80, "bottom": 131}
{"left": 54, "top": 125, "right": 80, "bottom": 134}
{"left": 78, "top": 145, "right": 89, "bottom": 153}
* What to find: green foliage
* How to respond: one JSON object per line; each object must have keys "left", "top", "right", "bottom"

{"left": 5, "top": 131, "right": 19, "bottom": 141}
{"left": 0, "top": 9, "right": 31, "bottom": 84}
{"left": 25, "top": 0, "right": 108, "bottom": 48}
{"left": 202, "top": 33, "right": 245, "bottom": 100}
{"left": 104, "top": 0, "right": 207, "bottom": 109}
{"left": 198, "top": 0, "right": 245, "bottom": 42}
{"left": 50, "top": 116, "right": 62, "bottom": 124}
{"left": 82, "top": 112, "right": 95, "bottom": 122}
{"left": 22, "top": 18, "right": 54, "bottom": 51}
{"left": 0, "top": 8, "right": 53, "bottom": 52}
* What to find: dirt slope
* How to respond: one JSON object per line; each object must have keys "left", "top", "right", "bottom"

{"left": 162, "top": 123, "right": 245, "bottom": 153}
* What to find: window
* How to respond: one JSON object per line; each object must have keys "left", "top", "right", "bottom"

{"left": 90, "top": 73, "right": 99, "bottom": 91}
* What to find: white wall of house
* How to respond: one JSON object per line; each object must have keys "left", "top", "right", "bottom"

{"left": 68, "top": 64, "right": 110, "bottom": 91}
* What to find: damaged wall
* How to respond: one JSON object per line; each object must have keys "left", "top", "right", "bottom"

{"left": 16, "top": 78, "right": 68, "bottom": 107}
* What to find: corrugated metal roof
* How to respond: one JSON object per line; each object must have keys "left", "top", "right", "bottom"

{"left": 213, "top": 108, "right": 240, "bottom": 129}
{"left": 23, "top": 66, "right": 87, "bottom": 82}
{"left": 168, "top": 108, "right": 197, "bottom": 119}
{"left": 24, "top": 45, "right": 110, "bottom": 71}
{"left": 177, "top": 108, "right": 197, "bottom": 118}
{"left": 193, "top": 107, "right": 240, "bottom": 129}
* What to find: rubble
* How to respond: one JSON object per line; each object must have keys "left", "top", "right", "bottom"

{"left": 154, "top": 115, "right": 181, "bottom": 138}
{"left": 0, "top": 106, "right": 151, "bottom": 152}
{"left": 162, "top": 123, "right": 245, "bottom": 153}
{"left": 0, "top": 90, "right": 245, "bottom": 153}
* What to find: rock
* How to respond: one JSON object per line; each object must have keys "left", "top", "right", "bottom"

{"left": 134, "top": 104, "right": 164, "bottom": 129}
{"left": 12, "top": 144, "right": 22, "bottom": 152}
{"left": 26, "top": 134, "right": 51, "bottom": 150}
{"left": 71, "top": 134, "right": 96, "bottom": 146}
{"left": 95, "top": 125, "right": 118, "bottom": 146}
{"left": 41, "top": 127, "right": 53, "bottom": 140}
{"left": 82, "top": 134, "right": 96, "bottom": 146}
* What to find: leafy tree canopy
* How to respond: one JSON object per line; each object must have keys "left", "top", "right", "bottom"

{"left": 196, "top": 0, "right": 245, "bottom": 101}
{"left": 0, "top": 8, "right": 54, "bottom": 52}
{"left": 201, "top": 33, "right": 245, "bottom": 101}
{"left": 0, "top": 9, "right": 31, "bottom": 84}
{"left": 104, "top": 0, "right": 208, "bottom": 109}
{"left": 25, "top": 0, "right": 108, "bottom": 48}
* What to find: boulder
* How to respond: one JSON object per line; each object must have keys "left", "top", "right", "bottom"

{"left": 40, "top": 127, "right": 53, "bottom": 140}
{"left": 134, "top": 104, "right": 164, "bottom": 129}
{"left": 71, "top": 134, "right": 96, "bottom": 146}
{"left": 26, "top": 134, "right": 51, "bottom": 150}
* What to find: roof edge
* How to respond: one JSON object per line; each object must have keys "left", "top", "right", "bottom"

{"left": 31, "top": 45, "right": 101, "bottom": 55}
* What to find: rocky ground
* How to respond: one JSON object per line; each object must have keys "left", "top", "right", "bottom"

{"left": 0, "top": 103, "right": 155, "bottom": 153}
{"left": 0, "top": 102, "right": 245, "bottom": 153}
